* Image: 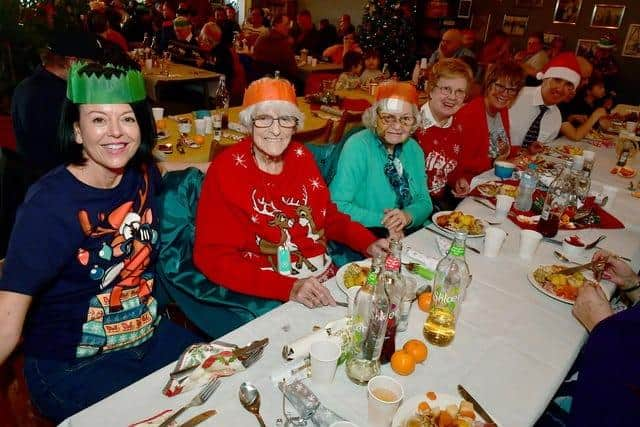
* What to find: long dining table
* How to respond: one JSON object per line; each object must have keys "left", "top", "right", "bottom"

{"left": 61, "top": 135, "right": 639, "bottom": 427}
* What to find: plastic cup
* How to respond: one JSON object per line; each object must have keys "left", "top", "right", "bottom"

{"left": 195, "top": 118, "right": 206, "bottom": 135}
{"left": 572, "top": 155, "right": 584, "bottom": 171}
{"left": 310, "top": 340, "right": 341, "bottom": 384}
{"left": 203, "top": 116, "right": 213, "bottom": 134}
{"left": 519, "top": 229, "right": 543, "bottom": 259}
{"left": 145, "top": 58, "right": 153, "bottom": 70}
{"left": 178, "top": 120, "right": 192, "bottom": 134}
{"left": 307, "top": 55, "right": 313, "bottom": 65}
{"left": 495, "top": 195, "right": 514, "bottom": 220}
{"left": 367, "top": 375, "right": 404, "bottom": 427}
{"left": 346, "top": 286, "right": 361, "bottom": 317}
{"left": 483, "top": 227, "right": 507, "bottom": 258}
{"left": 583, "top": 150, "right": 595, "bottom": 161}
{"left": 494, "top": 161, "right": 515, "bottom": 179}
{"left": 311, "top": 58, "right": 318, "bottom": 67}
{"left": 602, "top": 184, "right": 619, "bottom": 207}
{"left": 152, "top": 107, "right": 164, "bottom": 122}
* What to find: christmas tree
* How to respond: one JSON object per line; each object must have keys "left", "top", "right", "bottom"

{"left": 359, "top": 0, "right": 416, "bottom": 79}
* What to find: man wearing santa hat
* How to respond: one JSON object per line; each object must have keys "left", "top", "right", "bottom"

{"left": 508, "top": 52, "right": 581, "bottom": 152}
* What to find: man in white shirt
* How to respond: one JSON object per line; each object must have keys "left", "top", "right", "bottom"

{"left": 509, "top": 53, "right": 581, "bottom": 152}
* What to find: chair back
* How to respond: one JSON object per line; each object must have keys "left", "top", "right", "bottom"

{"left": 294, "top": 119, "right": 333, "bottom": 143}
{"left": 303, "top": 72, "right": 339, "bottom": 95}
{"left": 0, "top": 116, "right": 17, "bottom": 152}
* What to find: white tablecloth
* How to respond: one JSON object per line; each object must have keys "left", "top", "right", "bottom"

{"left": 61, "top": 137, "right": 640, "bottom": 427}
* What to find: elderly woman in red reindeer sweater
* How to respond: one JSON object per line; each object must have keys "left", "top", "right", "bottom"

{"left": 455, "top": 61, "right": 524, "bottom": 183}
{"left": 415, "top": 58, "right": 473, "bottom": 211}
{"left": 194, "top": 78, "right": 388, "bottom": 308}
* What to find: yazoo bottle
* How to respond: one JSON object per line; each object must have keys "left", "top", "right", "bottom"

{"left": 514, "top": 163, "right": 538, "bottom": 211}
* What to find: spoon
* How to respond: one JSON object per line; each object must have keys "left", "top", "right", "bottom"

{"left": 584, "top": 235, "right": 606, "bottom": 250}
{"left": 239, "top": 382, "right": 266, "bottom": 427}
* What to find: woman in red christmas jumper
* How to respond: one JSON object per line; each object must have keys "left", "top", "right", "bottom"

{"left": 455, "top": 61, "right": 524, "bottom": 184}
{"left": 194, "top": 77, "right": 389, "bottom": 308}
{"left": 415, "top": 58, "right": 473, "bottom": 211}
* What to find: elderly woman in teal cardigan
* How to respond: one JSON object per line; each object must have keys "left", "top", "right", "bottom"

{"left": 330, "top": 82, "right": 432, "bottom": 254}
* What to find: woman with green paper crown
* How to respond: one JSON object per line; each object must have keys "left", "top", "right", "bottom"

{"left": 0, "top": 62, "right": 206, "bottom": 422}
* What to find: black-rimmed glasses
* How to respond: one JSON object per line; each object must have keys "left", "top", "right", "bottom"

{"left": 253, "top": 115, "right": 298, "bottom": 128}
{"left": 492, "top": 82, "right": 520, "bottom": 96}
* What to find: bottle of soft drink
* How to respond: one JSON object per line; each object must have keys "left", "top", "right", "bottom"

{"left": 346, "top": 267, "right": 389, "bottom": 384}
{"left": 537, "top": 167, "right": 572, "bottom": 237}
{"left": 381, "top": 63, "right": 390, "bottom": 79}
{"left": 379, "top": 239, "right": 404, "bottom": 364}
{"left": 424, "top": 231, "right": 470, "bottom": 347}
{"left": 514, "top": 163, "right": 538, "bottom": 211}
{"left": 212, "top": 76, "right": 230, "bottom": 141}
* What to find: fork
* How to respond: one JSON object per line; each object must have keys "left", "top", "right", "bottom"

{"left": 159, "top": 377, "right": 221, "bottom": 427}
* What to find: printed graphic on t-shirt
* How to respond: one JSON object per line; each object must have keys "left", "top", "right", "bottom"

{"left": 74, "top": 168, "right": 159, "bottom": 358}
{"left": 425, "top": 150, "right": 458, "bottom": 194}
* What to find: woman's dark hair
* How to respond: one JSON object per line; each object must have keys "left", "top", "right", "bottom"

{"left": 58, "top": 63, "right": 156, "bottom": 168}
{"left": 483, "top": 60, "right": 525, "bottom": 94}
{"left": 342, "top": 51, "right": 363, "bottom": 72}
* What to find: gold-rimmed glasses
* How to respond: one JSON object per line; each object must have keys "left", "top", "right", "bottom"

{"left": 377, "top": 112, "right": 417, "bottom": 127}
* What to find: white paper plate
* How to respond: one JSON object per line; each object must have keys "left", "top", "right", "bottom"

{"left": 431, "top": 211, "right": 486, "bottom": 238}
{"left": 335, "top": 259, "right": 372, "bottom": 295}
{"left": 391, "top": 392, "right": 478, "bottom": 427}
{"left": 527, "top": 265, "right": 598, "bottom": 305}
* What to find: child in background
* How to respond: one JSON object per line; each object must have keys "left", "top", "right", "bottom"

{"left": 560, "top": 78, "right": 610, "bottom": 141}
{"left": 360, "top": 49, "right": 383, "bottom": 85}
{"left": 335, "top": 51, "right": 363, "bottom": 90}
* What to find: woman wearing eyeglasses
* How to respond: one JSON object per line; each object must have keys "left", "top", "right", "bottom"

{"left": 415, "top": 58, "right": 473, "bottom": 211}
{"left": 455, "top": 61, "right": 524, "bottom": 183}
{"left": 329, "top": 82, "right": 432, "bottom": 245}
{"left": 193, "top": 78, "right": 388, "bottom": 310}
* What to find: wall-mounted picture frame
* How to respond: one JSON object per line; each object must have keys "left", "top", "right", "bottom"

{"left": 553, "top": 0, "right": 582, "bottom": 25}
{"left": 471, "top": 14, "right": 492, "bottom": 43}
{"left": 503, "top": 15, "right": 529, "bottom": 37}
{"left": 590, "top": 4, "right": 625, "bottom": 29}
{"left": 515, "top": 0, "right": 544, "bottom": 7}
{"left": 622, "top": 24, "right": 640, "bottom": 58}
{"left": 575, "top": 39, "right": 598, "bottom": 57}
{"left": 543, "top": 32, "right": 561, "bottom": 44}
{"left": 458, "top": 0, "right": 472, "bottom": 19}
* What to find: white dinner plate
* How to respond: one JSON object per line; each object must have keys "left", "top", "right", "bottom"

{"left": 431, "top": 211, "right": 486, "bottom": 238}
{"left": 335, "top": 259, "right": 371, "bottom": 295}
{"left": 156, "top": 130, "right": 170, "bottom": 140}
{"left": 527, "top": 265, "right": 598, "bottom": 305}
{"left": 391, "top": 392, "right": 478, "bottom": 427}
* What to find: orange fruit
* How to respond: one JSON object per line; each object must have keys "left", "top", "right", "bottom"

{"left": 403, "top": 339, "right": 428, "bottom": 363}
{"left": 417, "top": 292, "right": 432, "bottom": 312}
{"left": 193, "top": 135, "right": 205, "bottom": 145}
{"left": 156, "top": 118, "right": 167, "bottom": 130}
{"left": 390, "top": 349, "right": 416, "bottom": 376}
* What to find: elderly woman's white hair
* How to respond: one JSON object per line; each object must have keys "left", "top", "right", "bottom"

{"left": 362, "top": 98, "right": 421, "bottom": 134}
{"left": 199, "top": 22, "right": 222, "bottom": 46}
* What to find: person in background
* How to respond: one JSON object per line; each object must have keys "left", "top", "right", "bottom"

{"left": 509, "top": 52, "right": 581, "bottom": 153}
{"left": 188, "top": 0, "right": 213, "bottom": 33}
{"left": 337, "top": 14, "right": 355, "bottom": 39}
{"left": 196, "top": 21, "right": 233, "bottom": 85}
{"left": 559, "top": 78, "right": 609, "bottom": 141}
{"left": 461, "top": 29, "right": 477, "bottom": 53}
{"left": 335, "top": 51, "right": 363, "bottom": 90}
{"left": 427, "top": 29, "right": 475, "bottom": 66}
{"left": 360, "top": 48, "right": 383, "bottom": 85}
{"left": 317, "top": 18, "right": 338, "bottom": 53}
{"left": 548, "top": 36, "right": 566, "bottom": 59}
{"left": 569, "top": 251, "right": 640, "bottom": 426}
{"left": 154, "top": 0, "right": 178, "bottom": 52}
{"left": 586, "top": 34, "right": 620, "bottom": 92}
{"left": 252, "top": 14, "right": 301, "bottom": 90}
{"left": 415, "top": 58, "right": 473, "bottom": 210}
{"left": 330, "top": 81, "right": 432, "bottom": 242}
{"left": 242, "top": 7, "right": 268, "bottom": 47}
{"left": 478, "top": 31, "right": 511, "bottom": 69}
{"left": 225, "top": 4, "right": 241, "bottom": 34}
{"left": 167, "top": 15, "right": 201, "bottom": 66}
{"left": 0, "top": 62, "right": 204, "bottom": 423}
{"left": 514, "top": 32, "right": 549, "bottom": 85}
{"left": 193, "top": 77, "right": 389, "bottom": 315}
{"left": 88, "top": 11, "right": 129, "bottom": 53}
{"left": 290, "top": 9, "right": 321, "bottom": 57}
{"left": 456, "top": 61, "right": 525, "bottom": 184}
{"left": 323, "top": 33, "right": 362, "bottom": 65}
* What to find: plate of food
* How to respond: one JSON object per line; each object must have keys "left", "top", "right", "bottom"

{"left": 528, "top": 264, "right": 598, "bottom": 304}
{"left": 476, "top": 181, "right": 518, "bottom": 198}
{"left": 432, "top": 211, "right": 485, "bottom": 238}
{"left": 335, "top": 260, "right": 371, "bottom": 295}
{"left": 392, "top": 391, "right": 481, "bottom": 427}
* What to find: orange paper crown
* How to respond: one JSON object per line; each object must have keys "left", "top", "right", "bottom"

{"left": 376, "top": 81, "right": 418, "bottom": 106}
{"left": 242, "top": 77, "right": 297, "bottom": 108}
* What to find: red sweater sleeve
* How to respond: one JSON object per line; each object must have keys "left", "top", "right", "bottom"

{"left": 194, "top": 159, "right": 294, "bottom": 302}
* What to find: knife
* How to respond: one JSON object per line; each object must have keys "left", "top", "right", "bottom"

{"left": 472, "top": 197, "right": 496, "bottom": 210}
{"left": 542, "top": 237, "right": 563, "bottom": 246}
{"left": 177, "top": 410, "right": 217, "bottom": 427}
{"left": 424, "top": 227, "right": 481, "bottom": 254}
{"left": 457, "top": 385, "right": 498, "bottom": 426}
